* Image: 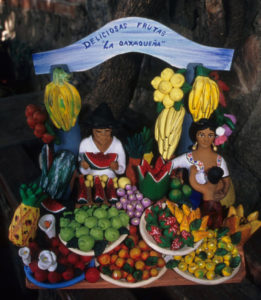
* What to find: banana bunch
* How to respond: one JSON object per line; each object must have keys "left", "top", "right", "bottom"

{"left": 44, "top": 68, "right": 81, "bottom": 131}
{"left": 188, "top": 75, "right": 219, "bottom": 122}
{"left": 151, "top": 68, "right": 185, "bottom": 108}
{"left": 155, "top": 106, "right": 185, "bottom": 160}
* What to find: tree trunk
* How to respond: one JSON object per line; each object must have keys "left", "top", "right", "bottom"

{"left": 82, "top": 0, "right": 167, "bottom": 119}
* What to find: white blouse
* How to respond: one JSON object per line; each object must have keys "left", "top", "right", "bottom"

{"left": 78, "top": 136, "right": 126, "bottom": 178}
{"left": 171, "top": 152, "right": 229, "bottom": 184}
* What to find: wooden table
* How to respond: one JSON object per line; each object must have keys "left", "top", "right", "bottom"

{"left": 26, "top": 250, "right": 246, "bottom": 289}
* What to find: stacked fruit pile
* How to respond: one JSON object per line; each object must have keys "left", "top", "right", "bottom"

{"left": 25, "top": 104, "right": 56, "bottom": 144}
{"left": 59, "top": 204, "right": 129, "bottom": 254}
{"left": 26, "top": 238, "right": 95, "bottom": 284}
{"left": 167, "top": 228, "right": 241, "bottom": 282}
{"left": 143, "top": 200, "right": 207, "bottom": 251}
{"left": 97, "top": 226, "right": 166, "bottom": 284}
{"left": 168, "top": 177, "right": 192, "bottom": 206}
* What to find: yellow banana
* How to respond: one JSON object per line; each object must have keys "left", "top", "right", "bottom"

{"left": 193, "top": 76, "right": 205, "bottom": 108}
{"left": 158, "top": 108, "right": 170, "bottom": 139}
{"left": 158, "top": 137, "right": 164, "bottom": 155}
{"left": 164, "top": 107, "right": 175, "bottom": 137}
{"left": 202, "top": 77, "right": 211, "bottom": 114}
{"left": 210, "top": 80, "right": 219, "bottom": 111}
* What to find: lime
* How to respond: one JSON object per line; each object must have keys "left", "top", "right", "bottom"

{"left": 170, "top": 178, "right": 182, "bottom": 189}
{"left": 182, "top": 184, "right": 192, "bottom": 197}
{"left": 168, "top": 189, "right": 183, "bottom": 202}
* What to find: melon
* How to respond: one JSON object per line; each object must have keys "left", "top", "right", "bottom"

{"left": 84, "top": 152, "right": 118, "bottom": 170}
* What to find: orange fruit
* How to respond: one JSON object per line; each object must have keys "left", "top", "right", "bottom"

{"left": 118, "top": 248, "right": 129, "bottom": 259}
{"left": 115, "top": 257, "right": 125, "bottom": 268}
{"left": 138, "top": 240, "right": 150, "bottom": 251}
{"left": 157, "top": 257, "right": 166, "bottom": 268}
{"left": 135, "top": 260, "right": 145, "bottom": 271}
{"left": 142, "top": 269, "right": 150, "bottom": 280}
{"left": 130, "top": 247, "right": 141, "bottom": 260}
{"left": 141, "top": 251, "right": 150, "bottom": 261}
{"left": 150, "top": 268, "right": 159, "bottom": 277}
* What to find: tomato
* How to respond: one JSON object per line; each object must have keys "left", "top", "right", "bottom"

{"left": 97, "top": 254, "right": 111, "bottom": 266}
{"left": 33, "top": 110, "right": 48, "bottom": 123}
{"left": 126, "top": 273, "right": 135, "bottom": 283}
{"left": 34, "top": 123, "right": 46, "bottom": 135}
{"left": 25, "top": 104, "right": 39, "bottom": 117}
{"left": 34, "top": 129, "right": 44, "bottom": 138}
{"left": 26, "top": 116, "right": 36, "bottom": 129}
{"left": 42, "top": 133, "right": 55, "bottom": 144}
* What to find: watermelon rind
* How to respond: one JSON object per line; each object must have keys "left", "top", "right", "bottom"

{"left": 84, "top": 152, "right": 118, "bottom": 170}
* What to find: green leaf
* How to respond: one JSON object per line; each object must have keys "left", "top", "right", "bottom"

{"left": 230, "top": 256, "right": 241, "bottom": 268}
{"left": 182, "top": 235, "right": 194, "bottom": 248}
{"left": 156, "top": 102, "right": 164, "bottom": 114}
{"left": 145, "top": 256, "right": 158, "bottom": 266}
{"left": 230, "top": 232, "right": 241, "bottom": 245}
{"left": 166, "top": 259, "right": 180, "bottom": 269}
{"left": 176, "top": 68, "right": 186, "bottom": 74}
{"left": 124, "top": 237, "right": 135, "bottom": 249}
{"left": 174, "top": 100, "right": 183, "bottom": 111}
{"left": 93, "top": 240, "right": 108, "bottom": 257}
{"left": 119, "top": 227, "right": 129, "bottom": 235}
{"left": 190, "top": 219, "right": 202, "bottom": 231}
{"left": 198, "top": 251, "right": 207, "bottom": 261}
{"left": 181, "top": 82, "right": 192, "bottom": 94}
{"left": 133, "top": 270, "right": 142, "bottom": 281}
{"left": 215, "top": 248, "right": 228, "bottom": 256}
{"left": 101, "top": 266, "right": 112, "bottom": 276}
{"left": 215, "top": 262, "right": 226, "bottom": 275}
{"left": 196, "top": 66, "right": 211, "bottom": 77}
{"left": 217, "top": 227, "right": 230, "bottom": 238}
{"left": 123, "top": 263, "right": 134, "bottom": 274}
{"left": 66, "top": 237, "right": 78, "bottom": 248}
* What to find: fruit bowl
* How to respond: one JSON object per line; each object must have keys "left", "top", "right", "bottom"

{"left": 139, "top": 212, "right": 203, "bottom": 256}
{"left": 99, "top": 265, "right": 167, "bottom": 288}
{"left": 24, "top": 266, "right": 85, "bottom": 289}
{"left": 173, "top": 262, "right": 241, "bottom": 285}
{"left": 59, "top": 226, "right": 129, "bottom": 256}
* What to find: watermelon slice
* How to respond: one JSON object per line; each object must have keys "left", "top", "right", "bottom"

{"left": 83, "top": 152, "right": 118, "bottom": 170}
{"left": 41, "top": 198, "right": 66, "bottom": 213}
{"left": 106, "top": 178, "right": 118, "bottom": 204}
{"left": 93, "top": 176, "right": 105, "bottom": 203}
{"left": 138, "top": 157, "right": 172, "bottom": 201}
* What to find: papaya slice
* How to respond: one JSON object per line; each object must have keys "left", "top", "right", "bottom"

{"left": 223, "top": 215, "right": 239, "bottom": 235}
{"left": 237, "top": 223, "right": 251, "bottom": 246}
{"left": 199, "top": 215, "right": 209, "bottom": 231}
{"left": 236, "top": 204, "right": 244, "bottom": 219}
{"left": 182, "top": 204, "right": 191, "bottom": 217}
{"left": 227, "top": 205, "right": 237, "bottom": 218}
{"left": 249, "top": 220, "right": 261, "bottom": 235}
{"left": 247, "top": 211, "right": 259, "bottom": 222}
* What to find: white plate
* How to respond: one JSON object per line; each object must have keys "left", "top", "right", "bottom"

{"left": 174, "top": 262, "right": 241, "bottom": 285}
{"left": 139, "top": 212, "right": 203, "bottom": 256}
{"left": 99, "top": 266, "right": 167, "bottom": 288}
{"left": 59, "top": 226, "right": 129, "bottom": 256}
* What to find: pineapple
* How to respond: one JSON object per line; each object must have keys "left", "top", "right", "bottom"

{"left": 9, "top": 183, "right": 47, "bottom": 247}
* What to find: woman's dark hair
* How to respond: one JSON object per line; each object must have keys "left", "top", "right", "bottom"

{"left": 189, "top": 118, "right": 217, "bottom": 142}
{"left": 207, "top": 166, "right": 224, "bottom": 184}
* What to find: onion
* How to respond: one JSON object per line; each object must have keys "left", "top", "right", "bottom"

{"left": 125, "top": 184, "right": 132, "bottom": 191}
{"left": 120, "top": 196, "right": 128, "bottom": 206}
{"left": 126, "top": 203, "right": 135, "bottom": 211}
{"left": 141, "top": 197, "right": 152, "bottom": 208}
{"left": 131, "top": 217, "right": 140, "bottom": 226}
{"left": 135, "top": 203, "right": 144, "bottom": 212}
{"left": 134, "top": 210, "right": 142, "bottom": 218}
{"left": 132, "top": 185, "right": 138, "bottom": 192}
{"left": 126, "top": 189, "right": 133, "bottom": 196}
{"left": 128, "top": 194, "right": 136, "bottom": 202}
{"left": 116, "top": 188, "right": 126, "bottom": 197}
{"left": 116, "top": 202, "right": 123, "bottom": 210}
{"left": 135, "top": 192, "right": 143, "bottom": 201}
{"left": 127, "top": 210, "right": 134, "bottom": 218}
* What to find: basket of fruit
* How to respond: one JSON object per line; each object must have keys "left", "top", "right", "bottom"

{"left": 167, "top": 228, "right": 242, "bottom": 285}
{"left": 58, "top": 204, "right": 129, "bottom": 256}
{"left": 96, "top": 225, "right": 167, "bottom": 288}
{"left": 22, "top": 237, "right": 93, "bottom": 289}
{"left": 140, "top": 200, "right": 206, "bottom": 256}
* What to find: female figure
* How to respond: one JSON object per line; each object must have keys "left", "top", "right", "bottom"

{"left": 78, "top": 102, "right": 126, "bottom": 178}
{"left": 171, "top": 118, "right": 230, "bottom": 206}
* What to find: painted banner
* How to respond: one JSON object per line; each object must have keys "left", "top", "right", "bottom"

{"left": 32, "top": 17, "right": 234, "bottom": 75}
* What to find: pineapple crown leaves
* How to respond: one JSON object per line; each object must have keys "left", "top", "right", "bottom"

{"left": 125, "top": 126, "right": 153, "bottom": 158}
{"left": 52, "top": 68, "right": 71, "bottom": 86}
{"left": 20, "top": 183, "right": 48, "bottom": 207}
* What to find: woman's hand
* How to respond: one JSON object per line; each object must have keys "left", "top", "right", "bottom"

{"left": 81, "top": 160, "right": 90, "bottom": 169}
{"left": 110, "top": 161, "right": 119, "bottom": 171}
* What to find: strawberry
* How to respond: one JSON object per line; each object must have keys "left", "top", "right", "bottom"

{"left": 50, "top": 237, "right": 61, "bottom": 248}
{"left": 48, "top": 271, "right": 62, "bottom": 283}
{"left": 81, "top": 256, "right": 93, "bottom": 263}
{"left": 67, "top": 253, "right": 80, "bottom": 265}
{"left": 62, "top": 268, "right": 74, "bottom": 281}
{"left": 74, "top": 261, "right": 85, "bottom": 271}
{"left": 58, "top": 244, "right": 70, "bottom": 256}
{"left": 25, "top": 104, "right": 39, "bottom": 118}
{"left": 26, "top": 116, "right": 37, "bottom": 129}
{"left": 34, "top": 269, "right": 48, "bottom": 282}
{"left": 33, "top": 110, "right": 48, "bottom": 123}
{"left": 58, "top": 256, "right": 68, "bottom": 266}
{"left": 85, "top": 267, "right": 100, "bottom": 283}
{"left": 29, "top": 261, "right": 39, "bottom": 273}
{"left": 42, "top": 133, "right": 55, "bottom": 144}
